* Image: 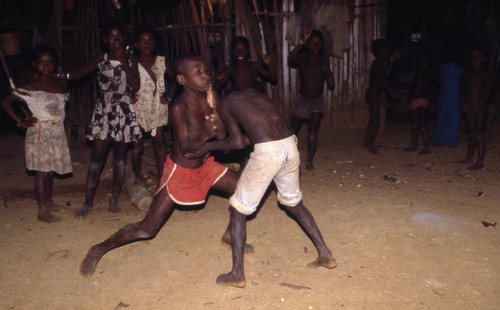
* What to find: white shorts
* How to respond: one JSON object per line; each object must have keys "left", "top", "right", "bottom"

{"left": 229, "top": 135, "right": 303, "bottom": 215}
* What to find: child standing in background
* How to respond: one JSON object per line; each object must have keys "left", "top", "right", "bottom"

{"left": 458, "top": 47, "right": 490, "bottom": 170}
{"left": 288, "top": 30, "right": 334, "bottom": 170}
{"left": 58, "top": 21, "right": 142, "bottom": 218}
{"left": 404, "top": 53, "right": 434, "bottom": 154}
{"left": 364, "top": 39, "right": 394, "bottom": 154}
{"left": 215, "top": 36, "right": 276, "bottom": 93}
{"left": 1, "top": 44, "right": 72, "bottom": 223}
{"left": 131, "top": 25, "right": 175, "bottom": 185}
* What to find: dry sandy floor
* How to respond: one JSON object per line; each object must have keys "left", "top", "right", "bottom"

{"left": 0, "top": 120, "right": 499, "bottom": 310}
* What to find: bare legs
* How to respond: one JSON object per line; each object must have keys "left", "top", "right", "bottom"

{"left": 80, "top": 170, "right": 239, "bottom": 277}
{"left": 131, "top": 141, "right": 144, "bottom": 185}
{"left": 291, "top": 112, "right": 321, "bottom": 170}
{"left": 75, "top": 139, "right": 128, "bottom": 218}
{"left": 80, "top": 188, "right": 175, "bottom": 276}
{"left": 404, "top": 106, "right": 430, "bottom": 154}
{"left": 153, "top": 126, "right": 167, "bottom": 181}
{"left": 218, "top": 201, "right": 336, "bottom": 288}
{"left": 364, "top": 98, "right": 380, "bottom": 154}
{"left": 35, "top": 171, "right": 61, "bottom": 223}
{"left": 216, "top": 207, "right": 247, "bottom": 287}
{"left": 284, "top": 203, "right": 336, "bottom": 269}
{"left": 109, "top": 141, "right": 127, "bottom": 212}
{"left": 131, "top": 126, "right": 166, "bottom": 186}
{"left": 458, "top": 110, "right": 485, "bottom": 170}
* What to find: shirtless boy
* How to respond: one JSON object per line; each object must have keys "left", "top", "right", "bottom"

{"left": 190, "top": 89, "right": 337, "bottom": 288}
{"left": 458, "top": 47, "right": 490, "bottom": 170}
{"left": 79, "top": 53, "right": 240, "bottom": 276}
{"left": 215, "top": 36, "right": 276, "bottom": 93}
{"left": 288, "top": 29, "right": 334, "bottom": 170}
{"left": 364, "top": 39, "right": 394, "bottom": 154}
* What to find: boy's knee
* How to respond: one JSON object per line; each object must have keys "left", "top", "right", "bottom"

{"left": 307, "top": 131, "right": 317, "bottom": 141}
{"left": 229, "top": 196, "right": 257, "bottom": 216}
{"left": 138, "top": 222, "right": 161, "bottom": 238}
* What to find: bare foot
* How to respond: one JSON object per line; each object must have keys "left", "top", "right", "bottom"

{"left": 404, "top": 146, "right": 417, "bottom": 152}
{"left": 456, "top": 157, "right": 473, "bottom": 164}
{"left": 80, "top": 245, "right": 102, "bottom": 277}
{"left": 47, "top": 202, "right": 63, "bottom": 212}
{"left": 133, "top": 177, "right": 145, "bottom": 188}
{"left": 369, "top": 146, "right": 378, "bottom": 154}
{"left": 468, "top": 162, "right": 484, "bottom": 170}
{"left": 74, "top": 205, "right": 92, "bottom": 218}
{"left": 307, "top": 255, "right": 337, "bottom": 269}
{"left": 419, "top": 149, "right": 430, "bottom": 155}
{"left": 38, "top": 211, "right": 62, "bottom": 223}
{"left": 221, "top": 239, "right": 255, "bottom": 255}
{"left": 216, "top": 272, "right": 246, "bottom": 288}
{"left": 305, "top": 161, "right": 315, "bottom": 170}
{"left": 109, "top": 198, "right": 122, "bottom": 213}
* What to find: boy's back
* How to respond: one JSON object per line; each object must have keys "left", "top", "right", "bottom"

{"left": 220, "top": 89, "right": 291, "bottom": 144}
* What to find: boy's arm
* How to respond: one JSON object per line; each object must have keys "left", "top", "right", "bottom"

{"left": 164, "top": 62, "right": 177, "bottom": 102}
{"left": 255, "top": 55, "right": 277, "bottom": 83}
{"left": 215, "top": 66, "right": 231, "bottom": 92}
{"left": 287, "top": 44, "right": 304, "bottom": 68}
{"left": 185, "top": 103, "right": 247, "bottom": 158}
{"left": 1, "top": 94, "right": 37, "bottom": 128}
{"left": 481, "top": 72, "right": 491, "bottom": 103}
{"left": 460, "top": 73, "right": 468, "bottom": 112}
{"left": 59, "top": 54, "right": 103, "bottom": 80}
{"left": 288, "top": 30, "right": 311, "bottom": 68}
{"left": 323, "top": 57, "right": 334, "bottom": 90}
{"left": 111, "top": 47, "right": 140, "bottom": 91}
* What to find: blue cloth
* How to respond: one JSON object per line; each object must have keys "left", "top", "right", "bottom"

{"left": 431, "top": 62, "right": 463, "bottom": 147}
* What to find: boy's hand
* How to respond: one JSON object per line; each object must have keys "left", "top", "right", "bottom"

{"left": 160, "top": 96, "right": 169, "bottom": 105}
{"left": 18, "top": 116, "right": 38, "bottom": 129}
{"left": 389, "top": 52, "right": 397, "bottom": 64}
{"left": 299, "top": 29, "right": 312, "bottom": 45}
{"left": 262, "top": 55, "right": 271, "bottom": 65}
{"left": 111, "top": 46, "right": 128, "bottom": 64}
{"left": 203, "top": 114, "right": 218, "bottom": 138}
{"left": 216, "top": 71, "right": 228, "bottom": 81}
{"left": 132, "top": 94, "right": 138, "bottom": 104}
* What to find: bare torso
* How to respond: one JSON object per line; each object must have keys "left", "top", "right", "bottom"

{"left": 463, "top": 68, "right": 489, "bottom": 112}
{"left": 170, "top": 93, "right": 215, "bottom": 169}
{"left": 297, "top": 53, "right": 326, "bottom": 98}
{"left": 221, "top": 89, "right": 291, "bottom": 144}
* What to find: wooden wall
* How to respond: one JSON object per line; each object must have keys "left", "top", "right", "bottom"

{"left": 3, "top": 0, "right": 387, "bottom": 140}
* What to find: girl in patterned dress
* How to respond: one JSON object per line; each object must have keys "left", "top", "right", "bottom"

{"left": 58, "top": 21, "right": 141, "bottom": 217}
{"left": 131, "top": 25, "right": 175, "bottom": 185}
{"left": 1, "top": 44, "right": 72, "bottom": 223}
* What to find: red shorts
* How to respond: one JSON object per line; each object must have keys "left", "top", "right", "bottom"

{"left": 409, "top": 97, "right": 429, "bottom": 110}
{"left": 156, "top": 155, "right": 228, "bottom": 205}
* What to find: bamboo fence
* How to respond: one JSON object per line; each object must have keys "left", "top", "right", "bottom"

{"left": 2, "top": 0, "right": 388, "bottom": 141}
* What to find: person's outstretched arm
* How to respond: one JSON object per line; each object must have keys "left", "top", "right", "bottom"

{"left": 255, "top": 55, "right": 277, "bottom": 84}
{"left": 1, "top": 94, "right": 37, "bottom": 129}
{"left": 323, "top": 56, "right": 334, "bottom": 90}
{"left": 58, "top": 54, "right": 103, "bottom": 80}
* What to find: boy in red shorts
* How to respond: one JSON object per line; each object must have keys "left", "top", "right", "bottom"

{"left": 80, "top": 53, "right": 240, "bottom": 276}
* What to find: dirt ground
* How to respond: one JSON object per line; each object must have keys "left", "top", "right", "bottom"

{"left": 0, "top": 119, "right": 499, "bottom": 310}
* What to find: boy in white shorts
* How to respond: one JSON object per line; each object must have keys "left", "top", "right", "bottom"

{"left": 190, "top": 88, "right": 336, "bottom": 288}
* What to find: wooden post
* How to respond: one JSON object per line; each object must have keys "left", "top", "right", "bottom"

{"left": 223, "top": 0, "right": 232, "bottom": 66}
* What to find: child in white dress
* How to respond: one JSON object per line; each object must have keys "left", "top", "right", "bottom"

{"left": 1, "top": 44, "right": 72, "bottom": 223}
{"left": 131, "top": 25, "right": 175, "bottom": 185}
